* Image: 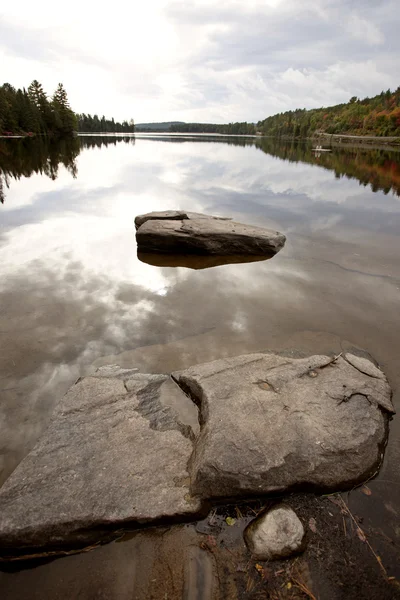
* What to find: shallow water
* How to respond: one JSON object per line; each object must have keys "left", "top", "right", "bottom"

{"left": 0, "top": 134, "right": 399, "bottom": 596}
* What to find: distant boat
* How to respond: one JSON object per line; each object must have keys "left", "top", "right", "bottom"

{"left": 312, "top": 145, "right": 331, "bottom": 152}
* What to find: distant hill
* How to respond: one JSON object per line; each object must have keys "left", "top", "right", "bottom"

{"left": 135, "top": 121, "right": 257, "bottom": 135}
{"left": 258, "top": 87, "right": 400, "bottom": 138}
{"left": 135, "top": 121, "right": 185, "bottom": 131}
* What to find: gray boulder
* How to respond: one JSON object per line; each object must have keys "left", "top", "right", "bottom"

{"left": 0, "top": 368, "right": 202, "bottom": 556}
{"left": 135, "top": 211, "right": 285, "bottom": 256}
{"left": 173, "top": 352, "right": 394, "bottom": 499}
{"left": 0, "top": 351, "right": 393, "bottom": 557}
{"left": 244, "top": 505, "right": 305, "bottom": 560}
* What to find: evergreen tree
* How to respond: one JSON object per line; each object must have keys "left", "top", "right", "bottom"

{"left": 1, "top": 79, "right": 81, "bottom": 136}
{"left": 75, "top": 113, "right": 135, "bottom": 133}
{"left": 52, "top": 83, "right": 77, "bottom": 134}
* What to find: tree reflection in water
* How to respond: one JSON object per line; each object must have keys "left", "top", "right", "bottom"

{"left": 0, "top": 133, "right": 399, "bottom": 206}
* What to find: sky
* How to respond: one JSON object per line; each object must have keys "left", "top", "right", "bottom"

{"left": 1, "top": 0, "right": 399, "bottom": 123}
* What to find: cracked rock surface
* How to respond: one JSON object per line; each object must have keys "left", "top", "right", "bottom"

{"left": 173, "top": 352, "right": 394, "bottom": 499}
{"left": 0, "top": 352, "right": 394, "bottom": 556}
{"left": 135, "top": 211, "right": 286, "bottom": 256}
{"left": 0, "top": 367, "right": 201, "bottom": 555}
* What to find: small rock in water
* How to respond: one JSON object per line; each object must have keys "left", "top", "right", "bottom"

{"left": 244, "top": 505, "right": 305, "bottom": 560}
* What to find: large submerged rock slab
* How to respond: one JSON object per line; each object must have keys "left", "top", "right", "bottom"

{"left": 173, "top": 352, "right": 394, "bottom": 499}
{"left": 0, "top": 368, "right": 202, "bottom": 556}
{"left": 135, "top": 211, "right": 286, "bottom": 256}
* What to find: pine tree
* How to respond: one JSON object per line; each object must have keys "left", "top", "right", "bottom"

{"left": 28, "top": 80, "right": 53, "bottom": 132}
{"left": 52, "top": 83, "right": 77, "bottom": 135}
{"left": 27, "top": 80, "right": 46, "bottom": 108}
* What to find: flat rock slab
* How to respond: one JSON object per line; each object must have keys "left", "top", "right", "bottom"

{"left": 135, "top": 211, "right": 286, "bottom": 256}
{"left": 134, "top": 211, "right": 231, "bottom": 230}
{"left": 0, "top": 351, "right": 394, "bottom": 557}
{"left": 173, "top": 352, "right": 394, "bottom": 499}
{"left": 0, "top": 367, "right": 202, "bottom": 556}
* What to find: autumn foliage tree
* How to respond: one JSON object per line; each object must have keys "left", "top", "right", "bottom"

{"left": 258, "top": 88, "right": 400, "bottom": 138}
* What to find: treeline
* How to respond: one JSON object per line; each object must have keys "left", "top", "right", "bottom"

{"left": 258, "top": 88, "right": 400, "bottom": 138}
{"left": 76, "top": 114, "right": 135, "bottom": 133}
{"left": 0, "top": 80, "right": 136, "bottom": 136}
{"left": 169, "top": 122, "right": 256, "bottom": 135}
{"left": 0, "top": 81, "right": 77, "bottom": 135}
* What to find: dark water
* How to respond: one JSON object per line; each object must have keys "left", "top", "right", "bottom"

{"left": 0, "top": 134, "right": 400, "bottom": 597}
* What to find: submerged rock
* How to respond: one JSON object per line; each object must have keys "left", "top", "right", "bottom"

{"left": 0, "top": 368, "right": 202, "bottom": 556}
{"left": 137, "top": 251, "right": 272, "bottom": 270}
{"left": 244, "top": 505, "right": 305, "bottom": 560}
{"left": 135, "top": 211, "right": 286, "bottom": 256}
{"left": 173, "top": 352, "right": 394, "bottom": 499}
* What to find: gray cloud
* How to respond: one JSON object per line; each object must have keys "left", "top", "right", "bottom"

{"left": 164, "top": 0, "right": 400, "bottom": 120}
{"left": 1, "top": 0, "right": 400, "bottom": 122}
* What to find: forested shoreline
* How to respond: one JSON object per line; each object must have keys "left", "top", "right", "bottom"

{"left": 258, "top": 88, "right": 400, "bottom": 138}
{"left": 0, "top": 81, "right": 77, "bottom": 136}
{"left": 76, "top": 114, "right": 135, "bottom": 133}
{"left": 169, "top": 122, "right": 256, "bottom": 135}
{"left": 0, "top": 81, "right": 135, "bottom": 136}
{"left": 1, "top": 81, "right": 400, "bottom": 139}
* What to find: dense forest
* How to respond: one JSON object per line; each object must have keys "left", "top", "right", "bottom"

{"left": 135, "top": 121, "right": 256, "bottom": 134}
{"left": 258, "top": 88, "right": 400, "bottom": 138}
{"left": 136, "top": 121, "right": 185, "bottom": 131}
{"left": 170, "top": 122, "right": 256, "bottom": 135}
{"left": 76, "top": 114, "right": 135, "bottom": 133}
{"left": 2, "top": 81, "right": 400, "bottom": 140}
{"left": 0, "top": 80, "right": 135, "bottom": 136}
{"left": 0, "top": 81, "right": 77, "bottom": 135}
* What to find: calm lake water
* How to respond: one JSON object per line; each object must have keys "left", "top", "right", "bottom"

{"left": 0, "top": 134, "right": 399, "bottom": 596}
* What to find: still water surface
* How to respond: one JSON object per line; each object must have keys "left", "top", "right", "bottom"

{"left": 0, "top": 134, "right": 399, "bottom": 593}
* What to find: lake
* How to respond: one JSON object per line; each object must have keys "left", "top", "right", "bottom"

{"left": 0, "top": 134, "right": 399, "bottom": 598}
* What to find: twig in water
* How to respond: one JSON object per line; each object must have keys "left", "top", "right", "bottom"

{"left": 338, "top": 496, "right": 387, "bottom": 578}
{"left": 292, "top": 577, "right": 317, "bottom": 600}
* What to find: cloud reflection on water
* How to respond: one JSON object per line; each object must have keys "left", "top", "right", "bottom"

{"left": 0, "top": 136, "right": 400, "bottom": 487}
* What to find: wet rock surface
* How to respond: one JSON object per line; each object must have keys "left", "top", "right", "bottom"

{"left": 0, "top": 367, "right": 202, "bottom": 556}
{"left": 0, "top": 351, "right": 394, "bottom": 558}
{"left": 173, "top": 352, "right": 394, "bottom": 499}
{"left": 1, "top": 495, "right": 398, "bottom": 600}
{"left": 244, "top": 505, "right": 305, "bottom": 560}
{"left": 135, "top": 211, "right": 286, "bottom": 256}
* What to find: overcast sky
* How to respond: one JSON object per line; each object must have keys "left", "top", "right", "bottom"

{"left": 1, "top": 0, "right": 399, "bottom": 123}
